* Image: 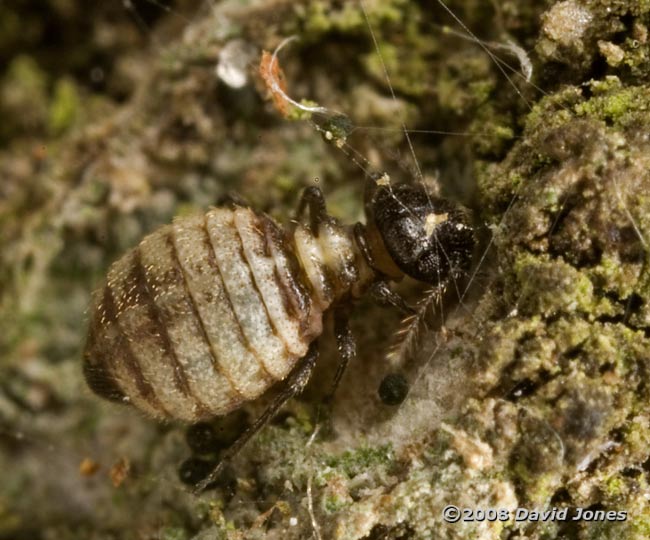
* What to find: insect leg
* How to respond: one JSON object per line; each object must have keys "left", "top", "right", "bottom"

{"left": 217, "top": 191, "right": 250, "bottom": 208}
{"left": 368, "top": 281, "right": 415, "bottom": 316}
{"left": 353, "top": 222, "right": 383, "bottom": 276}
{"left": 193, "top": 343, "right": 318, "bottom": 494}
{"left": 323, "top": 307, "right": 356, "bottom": 404}
{"left": 294, "top": 186, "right": 330, "bottom": 235}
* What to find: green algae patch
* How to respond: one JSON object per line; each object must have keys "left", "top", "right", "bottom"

{"left": 48, "top": 77, "right": 80, "bottom": 135}
{"left": 464, "top": 35, "right": 650, "bottom": 534}
{"left": 0, "top": 55, "right": 49, "bottom": 140}
{"left": 325, "top": 444, "right": 395, "bottom": 479}
{"left": 512, "top": 253, "right": 596, "bottom": 317}
{"left": 300, "top": 0, "right": 407, "bottom": 35}
{"left": 574, "top": 77, "right": 650, "bottom": 127}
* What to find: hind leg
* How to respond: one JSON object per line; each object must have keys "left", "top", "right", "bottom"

{"left": 193, "top": 344, "right": 319, "bottom": 493}
{"left": 323, "top": 307, "right": 356, "bottom": 404}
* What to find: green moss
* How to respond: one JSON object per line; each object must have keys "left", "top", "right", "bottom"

{"left": 523, "top": 88, "right": 579, "bottom": 132}
{"left": 574, "top": 77, "right": 650, "bottom": 126}
{"left": 4, "top": 54, "right": 48, "bottom": 95}
{"left": 511, "top": 464, "right": 559, "bottom": 504}
{"left": 283, "top": 401, "right": 314, "bottom": 434}
{"left": 512, "top": 254, "right": 596, "bottom": 316}
{"left": 362, "top": 39, "right": 430, "bottom": 97}
{"left": 629, "top": 512, "right": 650, "bottom": 539}
{"left": 604, "top": 475, "right": 626, "bottom": 498}
{"left": 160, "top": 527, "right": 190, "bottom": 540}
{"left": 469, "top": 107, "right": 517, "bottom": 158}
{"left": 283, "top": 100, "right": 318, "bottom": 122}
{"left": 0, "top": 54, "right": 49, "bottom": 139}
{"left": 436, "top": 51, "right": 495, "bottom": 116}
{"left": 325, "top": 444, "right": 394, "bottom": 478}
{"left": 323, "top": 493, "right": 350, "bottom": 514}
{"left": 300, "top": 0, "right": 406, "bottom": 35}
{"left": 48, "top": 78, "right": 79, "bottom": 135}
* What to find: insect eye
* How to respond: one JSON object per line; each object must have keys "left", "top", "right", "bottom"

{"left": 370, "top": 184, "right": 475, "bottom": 285}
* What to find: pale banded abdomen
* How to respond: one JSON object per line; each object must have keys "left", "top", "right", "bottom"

{"left": 83, "top": 207, "right": 323, "bottom": 422}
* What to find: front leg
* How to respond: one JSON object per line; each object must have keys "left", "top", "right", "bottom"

{"left": 369, "top": 281, "right": 415, "bottom": 316}
{"left": 193, "top": 343, "right": 319, "bottom": 493}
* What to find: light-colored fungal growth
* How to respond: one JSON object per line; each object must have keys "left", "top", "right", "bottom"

{"left": 542, "top": 0, "right": 593, "bottom": 47}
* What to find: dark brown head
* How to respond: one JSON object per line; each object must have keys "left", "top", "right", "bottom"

{"left": 366, "top": 178, "right": 475, "bottom": 285}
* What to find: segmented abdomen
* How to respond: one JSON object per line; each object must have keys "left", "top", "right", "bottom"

{"left": 83, "top": 207, "right": 321, "bottom": 422}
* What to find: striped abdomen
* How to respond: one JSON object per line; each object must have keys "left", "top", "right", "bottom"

{"left": 83, "top": 206, "right": 335, "bottom": 422}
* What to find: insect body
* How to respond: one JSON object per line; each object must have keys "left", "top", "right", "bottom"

{"left": 85, "top": 200, "right": 355, "bottom": 420}
{"left": 83, "top": 176, "right": 475, "bottom": 486}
